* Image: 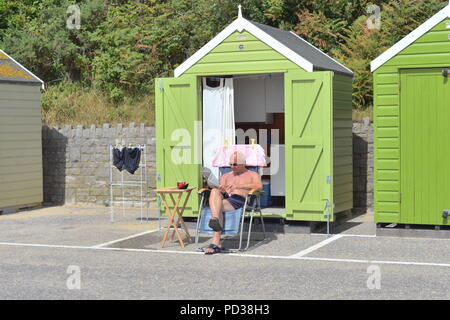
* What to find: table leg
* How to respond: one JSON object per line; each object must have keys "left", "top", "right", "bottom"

{"left": 168, "top": 193, "right": 185, "bottom": 247}
{"left": 172, "top": 222, "right": 185, "bottom": 247}
{"left": 159, "top": 193, "right": 184, "bottom": 248}
{"left": 169, "top": 193, "right": 177, "bottom": 242}
{"left": 159, "top": 194, "right": 173, "bottom": 248}
{"left": 171, "top": 190, "right": 193, "bottom": 244}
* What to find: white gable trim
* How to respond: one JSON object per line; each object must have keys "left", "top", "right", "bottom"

{"left": 0, "top": 49, "right": 45, "bottom": 89}
{"left": 371, "top": 4, "right": 450, "bottom": 72}
{"left": 174, "top": 17, "right": 313, "bottom": 77}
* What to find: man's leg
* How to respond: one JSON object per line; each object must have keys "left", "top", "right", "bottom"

{"left": 209, "top": 188, "right": 224, "bottom": 224}
{"left": 205, "top": 189, "right": 234, "bottom": 254}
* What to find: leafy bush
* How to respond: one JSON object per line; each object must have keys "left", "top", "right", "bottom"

{"left": 333, "top": 0, "right": 448, "bottom": 109}
{"left": 1, "top": 0, "right": 449, "bottom": 123}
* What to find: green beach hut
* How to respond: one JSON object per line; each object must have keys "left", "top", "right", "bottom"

{"left": 371, "top": 3, "right": 450, "bottom": 227}
{"left": 155, "top": 8, "right": 354, "bottom": 224}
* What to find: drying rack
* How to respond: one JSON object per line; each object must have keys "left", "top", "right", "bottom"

{"left": 109, "top": 144, "right": 149, "bottom": 223}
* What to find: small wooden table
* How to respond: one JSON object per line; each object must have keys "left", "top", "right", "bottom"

{"left": 155, "top": 187, "right": 195, "bottom": 248}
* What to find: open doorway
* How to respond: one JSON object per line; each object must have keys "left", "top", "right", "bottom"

{"left": 201, "top": 73, "right": 286, "bottom": 215}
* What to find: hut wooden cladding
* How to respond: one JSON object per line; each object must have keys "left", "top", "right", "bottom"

{"left": 0, "top": 50, "right": 44, "bottom": 212}
{"left": 155, "top": 14, "right": 354, "bottom": 222}
{"left": 371, "top": 3, "right": 450, "bottom": 226}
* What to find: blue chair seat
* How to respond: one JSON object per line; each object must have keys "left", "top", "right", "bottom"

{"left": 198, "top": 206, "right": 242, "bottom": 235}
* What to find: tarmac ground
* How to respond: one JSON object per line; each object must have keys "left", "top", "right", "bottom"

{"left": 0, "top": 205, "right": 449, "bottom": 300}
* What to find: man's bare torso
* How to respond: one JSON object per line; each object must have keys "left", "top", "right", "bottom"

{"left": 220, "top": 170, "right": 259, "bottom": 198}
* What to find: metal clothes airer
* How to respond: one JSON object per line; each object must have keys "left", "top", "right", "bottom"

{"left": 108, "top": 144, "right": 150, "bottom": 224}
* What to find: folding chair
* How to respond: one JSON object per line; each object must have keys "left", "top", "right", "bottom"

{"left": 195, "top": 166, "right": 266, "bottom": 252}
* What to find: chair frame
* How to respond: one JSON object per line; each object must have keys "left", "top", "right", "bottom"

{"left": 195, "top": 187, "right": 266, "bottom": 252}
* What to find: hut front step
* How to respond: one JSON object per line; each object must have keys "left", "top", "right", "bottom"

{"left": 0, "top": 202, "right": 42, "bottom": 215}
{"left": 376, "top": 223, "right": 450, "bottom": 239}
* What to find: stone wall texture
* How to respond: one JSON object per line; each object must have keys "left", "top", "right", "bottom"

{"left": 42, "top": 120, "right": 373, "bottom": 210}
{"left": 352, "top": 118, "right": 373, "bottom": 210}
{"left": 42, "top": 123, "right": 156, "bottom": 207}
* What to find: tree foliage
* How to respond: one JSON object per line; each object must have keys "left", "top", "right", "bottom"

{"left": 332, "top": 0, "right": 448, "bottom": 109}
{"left": 0, "top": 0, "right": 448, "bottom": 120}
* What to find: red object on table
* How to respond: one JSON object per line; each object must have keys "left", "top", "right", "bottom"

{"left": 177, "top": 181, "right": 188, "bottom": 189}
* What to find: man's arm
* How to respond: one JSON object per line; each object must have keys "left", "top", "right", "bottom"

{"left": 218, "top": 172, "right": 229, "bottom": 192}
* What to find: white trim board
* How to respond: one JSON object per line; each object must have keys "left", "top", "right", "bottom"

{"left": 371, "top": 4, "right": 450, "bottom": 72}
{"left": 174, "top": 17, "right": 314, "bottom": 77}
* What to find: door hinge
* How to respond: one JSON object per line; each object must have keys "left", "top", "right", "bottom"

{"left": 326, "top": 175, "right": 331, "bottom": 184}
{"left": 399, "top": 192, "right": 402, "bottom": 203}
{"left": 157, "top": 173, "right": 161, "bottom": 182}
{"left": 159, "top": 78, "right": 164, "bottom": 91}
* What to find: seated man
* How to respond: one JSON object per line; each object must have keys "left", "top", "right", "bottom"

{"left": 204, "top": 151, "right": 263, "bottom": 255}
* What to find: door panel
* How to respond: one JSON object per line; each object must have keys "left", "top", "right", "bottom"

{"left": 285, "top": 71, "right": 333, "bottom": 221}
{"left": 155, "top": 76, "right": 201, "bottom": 216}
{"left": 400, "top": 69, "right": 450, "bottom": 225}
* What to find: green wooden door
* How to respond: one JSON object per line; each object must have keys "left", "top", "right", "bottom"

{"left": 400, "top": 68, "right": 450, "bottom": 226}
{"left": 155, "top": 76, "right": 201, "bottom": 216}
{"left": 285, "top": 71, "right": 333, "bottom": 222}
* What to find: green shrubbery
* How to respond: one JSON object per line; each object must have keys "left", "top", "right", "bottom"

{"left": 0, "top": 0, "right": 448, "bottom": 124}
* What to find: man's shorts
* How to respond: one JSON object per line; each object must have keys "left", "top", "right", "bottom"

{"left": 222, "top": 193, "right": 246, "bottom": 210}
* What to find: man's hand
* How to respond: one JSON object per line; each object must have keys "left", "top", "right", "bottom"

{"left": 220, "top": 183, "right": 252, "bottom": 194}
{"left": 225, "top": 183, "right": 235, "bottom": 194}
{"left": 218, "top": 183, "right": 235, "bottom": 194}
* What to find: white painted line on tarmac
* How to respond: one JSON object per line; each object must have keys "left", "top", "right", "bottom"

{"left": 0, "top": 241, "right": 204, "bottom": 256}
{"left": 289, "top": 234, "right": 344, "bottom": 258}
{"left": 295, "top": 256, "right": 450, "bottom": 268}
{"left": 307, "top": 233, "right": 377, "bottom": 239}
{"left": 92, "top": 229, "right": 161, "bottom": 248}
{"left": 340, "top": 234, "right": 377, "bottom": 238}
{"left": 0, "top": 241, "right": 450, "bottom": 268}
{"left": 340, "top": 233, "right": 450, "bottom": 241}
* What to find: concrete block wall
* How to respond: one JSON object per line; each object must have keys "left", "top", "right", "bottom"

{"left": 42, "top": 123, "right": 156, "bottom": 207}
{"left": 352, "top": 118, "right": 374, "bottom": 211}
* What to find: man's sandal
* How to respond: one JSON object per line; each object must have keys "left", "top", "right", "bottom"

{"left": 208, "top": 217, "right": 223, "bottom": 232}
{"left": 204, "top": 244, "right": 223, "bottom": 255}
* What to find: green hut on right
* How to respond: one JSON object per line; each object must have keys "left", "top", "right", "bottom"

{"left": 371, "top": 3, "right": 450, "bottom": 227}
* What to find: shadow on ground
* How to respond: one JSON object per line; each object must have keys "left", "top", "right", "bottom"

{"left": 106, "top": 221, "right": 277, "bottom": 253}
{"left": 313, "top": 208, "right": 375, "bottom": 235}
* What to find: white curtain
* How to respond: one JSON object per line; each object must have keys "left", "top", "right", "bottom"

{"left": 202, "top": 77, "right": 235, "bottom": 185}
{"left": 222, "top": 78, "right": 235, "bottom": 149}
